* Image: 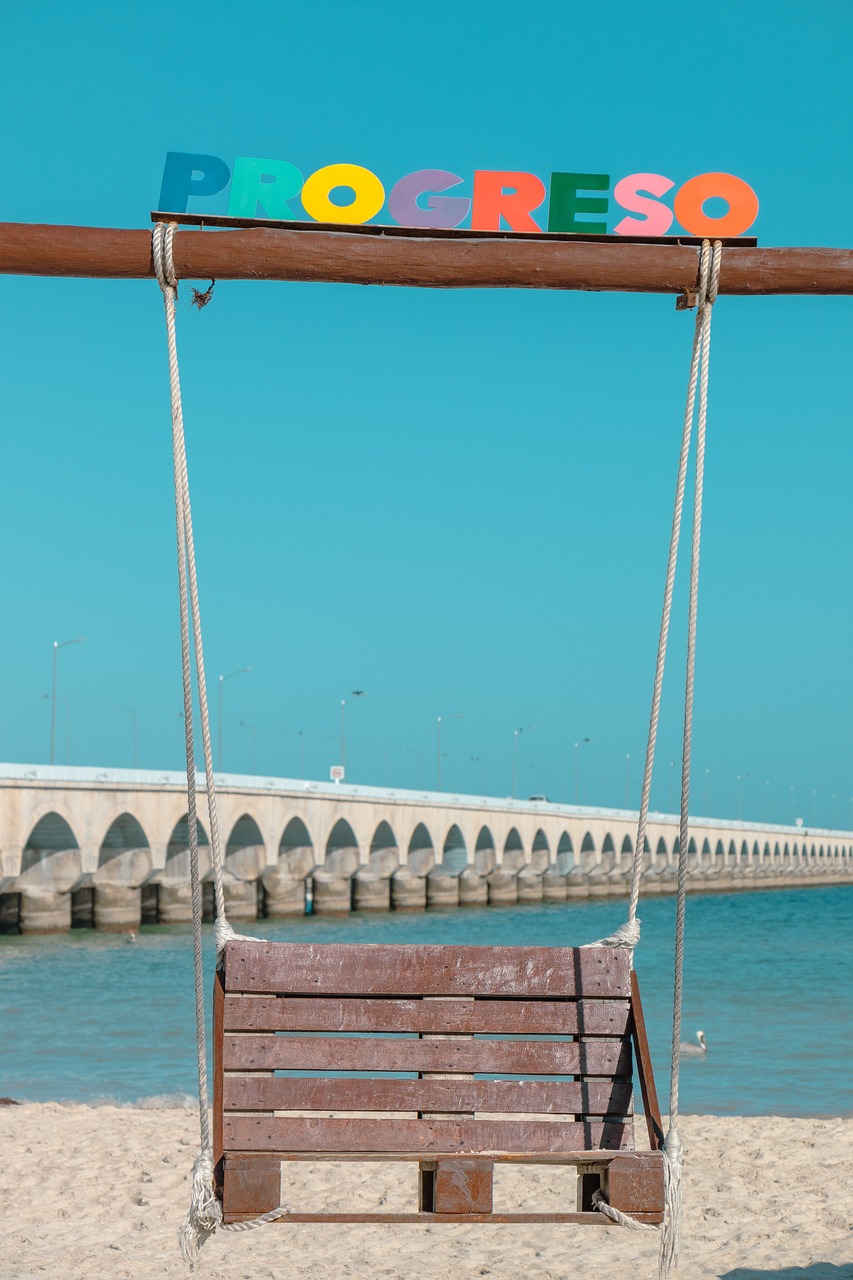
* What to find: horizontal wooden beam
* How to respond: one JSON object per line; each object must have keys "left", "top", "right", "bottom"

{"left": 0, "top": 221, "right": 851, "bottom": 295}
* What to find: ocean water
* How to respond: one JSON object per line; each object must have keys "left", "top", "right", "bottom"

{"left": 1, "top": 885, "right": 851, "bottom": 1116}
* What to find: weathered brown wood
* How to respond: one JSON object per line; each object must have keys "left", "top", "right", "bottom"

{"left": 224, "top": 940, "right": 631, "bottom": 998}
{"left": 433, "top": 1160, "right": 494, "bottom": 1214}
{"left": 222, "top": 1033, "right": 632, "bottom": 1076}
{"left": 272, "top": 1148, "right": 634, "bottom": 1164}
{"left": 223, "top": 1115, "right": 632, "bottom": 1154}
{"left": 221, "top": 1209, "right": 657, "bottom": 1225}
{"left": 630, "top": 971, "right": 664, "bottom": 1151}
{"left": 605, "top": 1152, "right": 665, "bottom": 1220}
{"left": 156, "top": 211, "right": 758, "bottom": 248}
{"left": 223, "top": 1076, "right": 634, "bottom": 1116}
{"left": 221, "top": 1154, "right": 281, "bottom": 1217}
{"left": 2, "top": 221, "right": 850, "bottom": 295}
{"left": 223, "top": 994, "right": 631, "bottom": 1036}
{"left": 212, "top": 968, "right": 225, "bottom": 1195}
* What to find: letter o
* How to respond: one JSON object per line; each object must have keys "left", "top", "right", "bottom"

{"left": 673, "top": 172, "right": 759, "bottom": 237}
{"left": 301, "top": 163, "right": 385, "bottom": 224}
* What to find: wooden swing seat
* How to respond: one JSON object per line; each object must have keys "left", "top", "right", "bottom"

{"left": 213, "top": 938, "right": 664, "bottom": 1225}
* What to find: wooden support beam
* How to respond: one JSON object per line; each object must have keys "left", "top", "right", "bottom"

{"left": 0, "top": 221, "right": 851, "bottom": 296}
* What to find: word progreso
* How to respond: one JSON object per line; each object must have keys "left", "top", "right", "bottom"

{"left": 158, "top": 152, "right": 760, "bottom": 238}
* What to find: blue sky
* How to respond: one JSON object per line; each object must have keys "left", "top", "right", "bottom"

{"left": 1, "top": 1, "right": 851, "bottom": 825}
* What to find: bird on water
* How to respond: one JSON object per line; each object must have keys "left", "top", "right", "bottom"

{"left": 679, "top": 1029, "right": 707, "bottom": 1056}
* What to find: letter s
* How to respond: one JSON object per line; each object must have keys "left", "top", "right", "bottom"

{"left": 613, "top": 174, "right": 675, "bottom": 236}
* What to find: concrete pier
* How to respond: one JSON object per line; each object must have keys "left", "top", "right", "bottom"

{"left": 0, "top": 764, "right": 851, "bottom": 932}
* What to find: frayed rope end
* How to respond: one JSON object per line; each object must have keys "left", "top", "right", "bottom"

{"left": 658, "top": 1125, "right": 683, "bottom": 1277}
{"left": 587, "top": 916, "right": 641, "bottom": 949}
{"left": 178, "top": 1150, "right": 222, "bottom": 1269}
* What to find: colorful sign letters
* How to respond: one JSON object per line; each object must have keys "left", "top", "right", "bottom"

{"left": 158, "top": 152, "right": 759, "bottom": 238}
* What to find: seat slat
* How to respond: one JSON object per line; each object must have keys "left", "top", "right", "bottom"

{"left": 222, "top": 1035, "right": 632, "bottom": 1076}
{"left": 224, "top": 995, "right": 631, "bottom": 1037}
{"left": 223, "top": 1115, "right": 633, "bottom": 1154}
{"left": 223, "top": 1076, "right": 634, "bottom": 1116}
{"left": 224, "top": 940, "right": 630, "bottom": 998}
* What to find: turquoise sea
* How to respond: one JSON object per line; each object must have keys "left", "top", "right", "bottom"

{"left": 1, "top": 885, "right": 851, "bottom": 1116}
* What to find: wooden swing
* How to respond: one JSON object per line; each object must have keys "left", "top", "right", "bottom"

{"left": 213, "top": 938, "right": 664, "bottom": 1224}
{"left": 141, "top": 219, "right": 719, "bottom": 1267}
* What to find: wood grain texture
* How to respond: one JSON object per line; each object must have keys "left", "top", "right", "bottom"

{"left": 2, "top": 222, "right": 850, "bottom": 295}
{"left": 223, "top": 994, "right": 631, "bottom": 1036}
{"left": 221, "top": 1209, "right": 658, "bottom": 1225}
{"left": 223, "top": 940, "right": 631, "bottom": 998}
{"left": 212, "top": 969, "right": 225, "bottom": 1192}
{"left": 223, "top": 1076, "right": 634, "bottom": 1116}
{"left": 222, "top": 1034, "right": 632, "bottom": 1076}
{"left": 223, "top": 1115, "right": 632, "bottom": 1154}
{"left": 630, "top": 971, "right": 664, "bottom": 1150}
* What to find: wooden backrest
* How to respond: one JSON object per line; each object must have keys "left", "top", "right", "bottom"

{"left": 215, "top": 939, "right": 656, "bottom": 1163}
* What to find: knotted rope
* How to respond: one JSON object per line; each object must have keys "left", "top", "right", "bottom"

{"left": 659, "top": 238, "right": 722, "bottom": 1278}
{"left": 153, "top": 223, "right": 289, "bottom": 1266}
{"left": 589, "top": 239, "right": 719, "bottom": 956}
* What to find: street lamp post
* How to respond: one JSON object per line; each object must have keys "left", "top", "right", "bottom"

{"left": 238, "top": 721, "right": 256, "bottom": 774}
{"left": 51, "top": 637, "right": 85, "bottom": 765}
{"left": 573, "top": 738, "right": 591, "bottom": 805}
{"left": 218, "top": 667, "right": 251, "bottom": 771}
{"left": 116, "top": 706, "right": 139, "bottom": 768}
{"left": 340, "top": 690, "right": 366, "bottom": 775}
{"left": 436, "top": 713, "right": 463, "bottom": 791}
{"left": 512, "top": 725, "right": 537, "bottom": 799}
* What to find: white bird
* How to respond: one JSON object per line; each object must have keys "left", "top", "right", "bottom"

{"left": 679, "top": 1030, "right": 707, "bottom": 1056}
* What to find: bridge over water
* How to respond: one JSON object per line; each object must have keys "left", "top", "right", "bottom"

{"left": 1, "top": 764, "right": 850, "bottom": 931}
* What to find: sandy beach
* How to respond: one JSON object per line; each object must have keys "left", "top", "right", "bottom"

{"left": 1, "top": 1105, "right": 851, "bottom": 1279}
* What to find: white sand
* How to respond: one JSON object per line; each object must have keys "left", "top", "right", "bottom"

{"left": 1, "top": 1105, "right": 851, "bottom": 1279}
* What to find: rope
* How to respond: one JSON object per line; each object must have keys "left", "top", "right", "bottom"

{"left": 592, "top": 1188, "right": 657, "bottom": 1232}
{"left": 153, "top": 224, "right": 287, "bottom": 1266}
{"left": 659, "top": 239, "right": 722, "bottom": 1278}
{"left": 588, "top": 239, "right": 714, "bottom": 953}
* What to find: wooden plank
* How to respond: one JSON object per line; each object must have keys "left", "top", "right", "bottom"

{"left": 221, "top": 1209, "right": 658, "bottom": 1225}
{"left": 224, "top": 994, "right": 631, "bottom": 1037}
{"left": 212, "top": 968, "right": 225, "bottom": 1195}
{"left": 223, "top": 940, "right": 631, "bottom": 998}
{"left": 271, "top": 1148, "right": 633, "bottom": 1164}
{"left": 223, "top": 1076, "right": 634, "bottom": 1116}
{"left": 221, "top": 1154, "right": 281, "bottom": 1216}
{"left": 433, "top": 1160, "right": 493, "bottom": 1214}
{"left": 224, "top": 1115, "right": 632, "bottom": 1154}
{"left": 153, "top": 211, "right": 758, "bottom": 248}
{"left": 2, "top": 221, "right": 851, "bottom": 296}
{"left": 630, "top": 971, "right": 664, "bottom": 1151}
{"left": 222, "top": 1034, "right": 632, "bottom": 1076}
{"left": 606, "top": 1152, "right": 665, "bottom": 1215}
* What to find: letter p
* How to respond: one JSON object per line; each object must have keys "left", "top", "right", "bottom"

{"left": 158, "top": 152, "right": 231, "bottom": 214}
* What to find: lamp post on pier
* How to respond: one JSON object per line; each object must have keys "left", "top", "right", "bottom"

{"left": 340, "top": 690, "right": 366, "bottom": 776}
{"left": 436, "top": 714, "right": 463, "bottom": 792}
{"left": 218, "top": 667, "right": 251, "bottom": 771}
{"left": 51, "top": 637, "right": 85, "bottom": 765}
{"left": 573, "top": 738, "right": 591, "bottom": 805}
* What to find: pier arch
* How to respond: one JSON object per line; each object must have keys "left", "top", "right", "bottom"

{"left": 279, "top": 817, "right": 315, "bottom": 878}
{"left": 531, "top": 829, "right": 550, "bottom": 872}
{"left": 325, "top": 819, "right": 360, "bottom": 877}
{"left": 406, "top": 823, "right": 435, "bottom": 876}
{"left": 225, "top": 814, "right": 266, "bottom": 879}
{"left": 368, "top": 821, "right": 399, "bottom": 875}
{"left": 474, "top": 826, "right": 497, "bottom": 874}
{"left": 442, "top": 824, "right": 468, "bottom": 873}
{"left": 165, "top": 814, "right": 211, "bottom": 879}
{"left": 502, "top": 827, "right": 524, "bottom": 871}
{"left": 20, "top": 812, "right": 81, "bottom": 889}
{"left": 98, "top": 813, "right": 151, "bottom": 885}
